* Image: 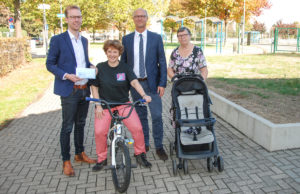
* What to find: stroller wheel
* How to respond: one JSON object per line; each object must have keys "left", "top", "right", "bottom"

{"left": 172, "top": 159, "right": 177, "bottom": 176}
{"left": 217, "top": 156, "right": 224, "bottom": 172}
{"left": 183, "top": 159, "right": 188, "bottom": 175}
{"left": 207, "top": 157, "right": 213, "bottom": 172}
{"left": 169, "top": 142, "right": 174, "bottom": 156}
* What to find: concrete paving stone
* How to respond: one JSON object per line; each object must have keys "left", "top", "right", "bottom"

{"left": 26, "top": 190, "right": 37, "bottom": 194}
{"left": 214, "top": 179, "right": 227, "bottom": 189}
{"left": 211, "top": 189, "right": 232, "bottom": 194}
{"left": 165, "top": 181, "right": 177, "bottom": 191}
{"left": 57, "top": 181, "right": 68, "bottom": 191}
{"left": 7, "top": 183, "right": 20, "bottom": 193}
{"left": 159, "top": 191, "right": 179, "bottom": 194}
{"left": 175, "top": 184, "right": 189, "bottom": 194}
{"left": 185, "top": 181, "right": 206, "bottom": 189}
{"left": 143, "top": 175, "right": 154, "bottom": 185}
{"left": 15, "top": 186, "right": 29, "bottom": 194}
{"left": 75, "top": 188, "right": 86, "bottom": 194}
{"left": 198, "top": 185, "right": 218, "bottom": 192}
{"left": 262, "top": 185, "right": 282, "bottom": 192}
{"left": 86, "top": 186, "right": 106, "bottom": 193}
{"left": 249, "top": 174, "right": 263, "bottom": 183}
{"left": 154, "top": 178, "right": 165, "bottom": 188}
{"left": 288, "top": 182, "right": 300, "bottom": 192}
{"left": 136, "top": 184, "right": 156, "bottom": 191}
{"left": 225, "top": 182, "right": 241, "bottom": 192}
{"left": 13, "top": 177, "right": 33, "bottom": 184}
{"left": 148, "top": 188, "right": 168, "bottom": 194}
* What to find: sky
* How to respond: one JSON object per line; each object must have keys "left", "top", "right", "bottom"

{"left": 255, "top": 0, "right": 300, "bottom": 30}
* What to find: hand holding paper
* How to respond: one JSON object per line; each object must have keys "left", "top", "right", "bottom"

{"left": 76, "top": 68, "right": 96, "bottom": 79}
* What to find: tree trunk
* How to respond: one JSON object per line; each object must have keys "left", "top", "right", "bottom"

{"left": 224, "top": 20, "right": 227, "bottom": 46}
{"left": 14, "top": 0, "right": 22, "bottom": 38}
{"left": 92, "top": 28, "right": 95, "bottom": 43}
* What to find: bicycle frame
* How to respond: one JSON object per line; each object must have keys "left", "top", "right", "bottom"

{"left": 86, "top": 97, "right": 145, "bottom": 168}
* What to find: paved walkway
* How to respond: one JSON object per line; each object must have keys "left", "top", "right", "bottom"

{"left": 1, "top": 82, "right": 300, "bottom": 194}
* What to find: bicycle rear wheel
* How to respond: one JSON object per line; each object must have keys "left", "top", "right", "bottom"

{"left": 111, "top": 141, "right": 131, "bottom": 193}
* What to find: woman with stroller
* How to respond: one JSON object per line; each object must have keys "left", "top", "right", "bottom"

{"left": 167, "top": 27, "right": 208, "bottom": 80}
{"left": 89, "top": 40, "right": 152, "bottom": 171}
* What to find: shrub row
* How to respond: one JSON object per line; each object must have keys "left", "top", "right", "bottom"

{"left": 0, "top": 37, "right": 32, "bottom": 77}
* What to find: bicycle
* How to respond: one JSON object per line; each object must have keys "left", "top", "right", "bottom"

{"left": 86, "top": 97, "right": 145, "bottom": 193}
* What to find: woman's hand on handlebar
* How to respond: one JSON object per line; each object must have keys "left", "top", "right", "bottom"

{"left": 95, "top": 105, "right": 104, "bottom": 119}
{"left": 142, "top": 95, "right": 152, "bottom": 104}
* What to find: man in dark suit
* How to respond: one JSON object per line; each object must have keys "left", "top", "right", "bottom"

{"left": 121, "top": 8, "right": 168, "bottom": 161}
{"left": 46, "top": 5, "right": 96, "bottom": 176}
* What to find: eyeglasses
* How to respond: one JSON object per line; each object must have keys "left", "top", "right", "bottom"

{"left": 68, "top": 15, "right": 82, "bottom": 20}
{"left": 133, "top": 15, "right": 147, "bottom": 19}
{"left": 177, "top": 34, "right": 190, "bottom": 38}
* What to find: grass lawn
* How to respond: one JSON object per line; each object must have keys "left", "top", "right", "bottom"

{"left": 206, "top": 53, "right": 300, "bottom": 96}
{"left": 0, "top": 58, "right": 53, "bottom": 129}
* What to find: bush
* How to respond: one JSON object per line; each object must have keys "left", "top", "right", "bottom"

{"left": 0, "top": 37, "right": 32, "bottom": 77}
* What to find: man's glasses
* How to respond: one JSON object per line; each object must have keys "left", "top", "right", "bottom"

{"left": 133, "top": 15, "right": 147, "bottom": 19}
{"left": 177, "top": 34, "right": 190, "bottom": 38}
{"left": 68, "top": 16, "right": 82, "bottom": 20}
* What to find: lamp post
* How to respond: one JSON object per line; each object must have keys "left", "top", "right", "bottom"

{"left": 242, "top": 0, "right": 245, "bottom": 53}
{"left": 38, "top": 3, "right": 50, "bottom": 54}
{"left": 60, "top": 0, "right": 63, "bottom": 33}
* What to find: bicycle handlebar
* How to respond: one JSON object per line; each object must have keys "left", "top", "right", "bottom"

{"left": 86, "top": 97, "right": 146, "bottom": 120}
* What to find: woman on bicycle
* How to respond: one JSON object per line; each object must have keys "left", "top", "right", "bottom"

{"left": 89, "top": 40, "right": 152, "bottom": 172}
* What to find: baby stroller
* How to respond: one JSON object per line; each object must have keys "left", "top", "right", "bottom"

{"left": 169, "top": 73, "right": 224, "bottom": 175}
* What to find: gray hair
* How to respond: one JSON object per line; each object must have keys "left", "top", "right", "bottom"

{"left": 177, "top": 27, "right": 192, "bottom": 36}
{"left": 133, "top": 8, "right": 148, "bottom": 17}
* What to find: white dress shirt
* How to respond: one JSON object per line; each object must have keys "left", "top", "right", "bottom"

{"left": 133, "top": 30, "right": 147, "bottom": 78}
{"left": 68, "top": 30, "right": 88, "bottom": 85}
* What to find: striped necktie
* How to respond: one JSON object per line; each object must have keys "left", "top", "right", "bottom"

{"left": 139, "top": 34, "right": 145, "bottom": 78}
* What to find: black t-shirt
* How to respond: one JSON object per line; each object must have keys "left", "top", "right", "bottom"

{"left": 90, "top": 61, "right": 137, "bottom": 104}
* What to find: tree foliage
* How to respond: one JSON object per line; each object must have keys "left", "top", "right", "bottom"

{"left": 252, "top": 20, "right": 266, "bottom": 34}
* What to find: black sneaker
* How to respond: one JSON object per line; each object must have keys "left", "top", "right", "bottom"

{"left": 92, "top": 159, "right": 107, "bottom": 172}
{"left": 136, "top": 153, "right": 152, "bottom": 168}
{"left": 156, "top": 148, "right": 168, "bottom": 161}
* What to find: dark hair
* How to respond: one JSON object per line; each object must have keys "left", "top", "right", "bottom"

{"left": 103, "top": 40, "right": 124, "bottom": 55}
{"left": 177, "top": 27, "right": 192, "bottom": 36}
{"left": 65, "top": 5, "right": 81, "bottom": 18}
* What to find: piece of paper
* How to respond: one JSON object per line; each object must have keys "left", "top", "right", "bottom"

{"left": 76, "top": 68, "right": 96, "bottom": 79}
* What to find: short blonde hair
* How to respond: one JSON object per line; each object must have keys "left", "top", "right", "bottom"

{"left": 103, "top": 40, "right": 124, "bottom": 55}
{"left": 65, "top": 5, "right": 81, "bottom": 18}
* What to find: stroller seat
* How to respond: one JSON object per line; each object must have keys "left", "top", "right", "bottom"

{"left": 177, "top": 94, "right": 214, "bottom": 145}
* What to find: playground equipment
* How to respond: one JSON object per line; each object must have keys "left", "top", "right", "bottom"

{"left": 272, "top": 27, "right": 300, "bottom": 53}
{"left": 159, "top": 16, "right": 224, "bottom": 53}
{"left": 245, "top": 31, "right": 261, "bottom": 44}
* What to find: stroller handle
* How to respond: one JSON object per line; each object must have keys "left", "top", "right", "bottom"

{"left": 171, "top": 73, "right": 204, "bottom": 82}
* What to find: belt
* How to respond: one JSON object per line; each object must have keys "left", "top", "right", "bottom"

{"left": 137, "top": 77, "right": 147, "bottom": 81}
{"left": 73, "top": 84, "right": 87, "bottom": 89}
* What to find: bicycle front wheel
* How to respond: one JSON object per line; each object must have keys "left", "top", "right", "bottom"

{"left": 111, "top": 141, "right": 131, "bottom": 193}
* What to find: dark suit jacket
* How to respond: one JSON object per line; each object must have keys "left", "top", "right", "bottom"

{"left": 121, "top": 30, "right": 167, "bottom": 93}
{"left": 46, "top": 31, "right": 92, "bottom": 97}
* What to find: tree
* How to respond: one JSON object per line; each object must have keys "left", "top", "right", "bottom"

{"left": 106, "top": 0, "right": 157, "bottom": 40}
{"left": 272, "top": 20, "right": 299, "bottom": 39}
{"left": 0, "top": 3, "right": 11, "bottom": 28}
{"left": 181, "top": 0, "right": 271, "bottom": 44}
{"left": 252, "top": 20, "right": 266, "bottom": 34}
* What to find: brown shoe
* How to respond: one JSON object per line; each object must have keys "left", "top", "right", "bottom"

{"left": 63, "top": 160, "right": 75, "bottom": 177}
{"left": 156, "top": 148, "right": 168, "bottom": 161}
{"left": 74, "top": 152, "right": 97, "bottom": 164}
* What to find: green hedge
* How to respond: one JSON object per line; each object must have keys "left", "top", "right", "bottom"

{"left": 0, "top": 37, "right": 32, "bottom": 77}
